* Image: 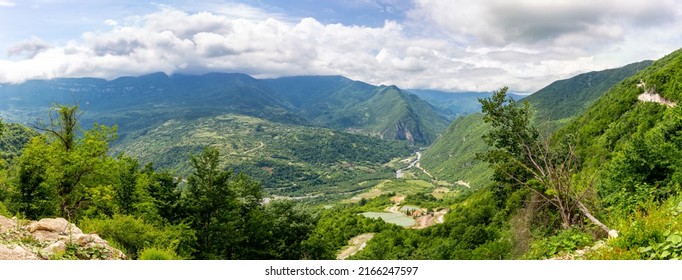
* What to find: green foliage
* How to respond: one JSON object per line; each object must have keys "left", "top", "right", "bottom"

{"left": 242, "top": 200, "right": 318, "bottom": 259}
{"left": 0, "top": 123, "right": 38, "bottom": 161}
{"left": 138, "top": 247, "right": 179, "bottom": 260}
{"left": 601, "top": 108, "right": 682, "bottom": 212}
{"left": 585, "top": 195, "right": 682, "bottom": 260}
{"left": 303, "top": 206, "right": 395, "bottom": 259}
{"left": 477, "top": 87, "right": 539, "bottom": 203}
{"left": 182, "top": 147, "right": 235, "bottom": 259}
{"left": 420, "top": 113, "right": 493, "bottom": 189}
{"left": 10, "top": 105, "right": 120, "bottom": 220}
{"left": 147, "top": 169, "right": 182, "bottom": 224}
{"left": 12, "top": 136, "right": 58, "bottom": 219}
{"left": 524, "top": 229, "right": 593, "bottom": 259}
{"left": 79, "top": 214, "right": 196, "bottom": 260}
{"left": 638, "top": 231, "right": 682, "bottom": 260}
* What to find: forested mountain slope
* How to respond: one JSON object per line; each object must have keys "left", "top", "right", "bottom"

{"left": 557, "top": 48, "right": 682, "bottom": 213}
{"left": 0, "top": 73, "right": 447, "bottom": 146}
{"left": 421, "top": 61, "right": 652, "bottom": 189}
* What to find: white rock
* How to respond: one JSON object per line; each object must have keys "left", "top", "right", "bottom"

{"left": 29, "top": 218, "right": 69, "bottom": 233}
{"left": 608, "top": 230, "right": 619, "bottom": 238}
{"left": 44, "top": 241, "right": 67, "bottom": 255}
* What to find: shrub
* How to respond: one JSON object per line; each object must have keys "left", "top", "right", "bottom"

{"left": 138, "top": 247, "right": 178, "bottom": 260}
{"left": 524, "top": 228, "right": 593, "bottom": 259}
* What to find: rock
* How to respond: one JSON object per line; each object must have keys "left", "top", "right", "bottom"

{"left": 74, "top": 234, "right": 98, "bottom": 246}
{"left": 29, "top": 218, "right": 69, "bottom": 233}
{"left": 0, "top": 244, "right": 38, "bottom": 260}
{"left": 29, "top": 218, "right": 84, "bottom": 242}
{"left": 608, "top": 230, "right": 619, "bottom": 239}
{"left": 0, "top": 215, "right": 17, "bottom": 233}
{"left": 0, "top": 215, "right": 125, "bottom": 260}
{"left": 44, "top": 241, "right": 67, "bottom": 256}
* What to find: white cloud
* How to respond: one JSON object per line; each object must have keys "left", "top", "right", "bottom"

{"left": 0, "top": 3, "right": 681, "bottom": 92}
{"left": 104, "top": 19, "right": 118, "bottom": 26}
{"left": 0, "top": 0, "right": 15, "bottom": 7}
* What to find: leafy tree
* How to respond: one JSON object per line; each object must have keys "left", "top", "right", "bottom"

{"left": 147, "top": 168, "right": 182, "bottom": 224}
{"left": 477, "top": 87, "right": 538, "bottom": 203}
{"left": 182, "top": 147, "right": 237, "bottom": 259}
{"left": 478, "top": 87, "right": 612, "bottom": 233}
{"left": 12, "top": 136, "right": 57, "bottom": 219}
{"left": 12, "top": 105, "right": 118, "bottom": 220}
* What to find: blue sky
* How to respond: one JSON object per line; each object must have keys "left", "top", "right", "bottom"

{"left": 1, "top": 0, "right": 681, "bottom": 92}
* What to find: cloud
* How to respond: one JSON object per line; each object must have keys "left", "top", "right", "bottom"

{"left": 409, "top": 0, "right": 679, "bottom": 47}
{"left": 104, "top": 19, "right": 118, "bottom": 26}
{"left": 0, "top": 3, "right": 680, "bottom": 93}
{"left": 7, "top": 37, "right": 52, "bottom": 59}
{"left": 0, "top": 0, "right": 15, "bottom": 7}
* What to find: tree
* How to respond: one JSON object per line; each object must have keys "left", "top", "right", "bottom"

{"left": 183, "top": 147, "right": 236, "bottom": 259}
{"left": 478, "top": 87, "right": 613, "bottom": 234}
{"left": 147, "top": 168, "right": 182, "bottom": 224}
{"left": 15, "top": 105, "right": 118, "bottom": 220}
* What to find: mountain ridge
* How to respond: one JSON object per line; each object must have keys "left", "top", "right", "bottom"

{"left": 0, "top": 72, "right": 448, "bottom": 146}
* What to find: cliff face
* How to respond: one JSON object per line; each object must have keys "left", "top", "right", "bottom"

{"left": 0, "top": 216, "right": 125, "bottom": 260}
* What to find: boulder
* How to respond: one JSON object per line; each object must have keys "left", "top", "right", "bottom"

{"left": 29, "top": 218, "right": 69, "bottom": 233}
{"left": 44, "top": 241, "right": 67, "bottom": 256}
{"left": 0, "top": 244, "right": 38, "bottom": 260}
{"left": 0, "top": 215, "right": 126, "bottom": 260}
{"left": 0, "top": 216, "right": 17, "bottom": 233}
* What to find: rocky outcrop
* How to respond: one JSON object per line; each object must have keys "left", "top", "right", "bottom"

{"left": 0, "top": 215, "right": 125, "bottom": 260}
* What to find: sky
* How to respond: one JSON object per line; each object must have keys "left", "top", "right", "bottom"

{"left": 0, "top": 0, "right": 681, "bottom": 92}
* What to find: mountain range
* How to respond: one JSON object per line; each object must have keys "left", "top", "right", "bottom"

{"left": 0, "top": 73, "right": 452, "bottom": 146}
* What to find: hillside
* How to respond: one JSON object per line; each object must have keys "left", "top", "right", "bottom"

{"left": 111, "top": 113, "right": 413, "bottom": 197}
{"left": 0, "top": 73, "right": 447, "bottom": 146}
{"left": 409, "top": 90, "right": 527, "bottom": 120}
{"left": 332, "top": 86, "right": 449, "bottom": 146}
{"left": 266, "top": 77, "right": 450, "bottom": 145}
{"left": 420, "top": 113, "right": 492, "bottom": 189}
{"left": 523, "top": 60, "right": 653, "bottom": 129}
{"left": 557, "top": 48, "right": 682, "bottom": 208}
{"left": 408, "top": 90, "right": 490, "bottom": 120}
{"left": 421, "top": 61, "right": 652, "bottom": 190}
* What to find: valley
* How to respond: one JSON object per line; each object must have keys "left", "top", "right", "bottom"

{"left": 0, "top": 48, "right": 681, "bottom": 261}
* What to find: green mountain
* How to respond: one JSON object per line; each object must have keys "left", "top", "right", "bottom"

{"left": 1, "top": 73, "right": 446, "bottom": 198}
{"left": 0, "top": 73, "right": 447, "bottom": 146}
{"left": 330, "top": 85, "right": 449, "bottom": 146}
{"left": 409, "top": 89, "right": 527, "bottom": 120}
{"left": 419, "top": 113, "right": 492, "bottom": 188}
{"left": 421, "top": 60, "right": 652, "bottom": 189}
{"left": 523, "top": 60, "right": 653, "bottom": 129}
{"left": 111, "top": 113, "right": 413, "bottom": 197}
{"left": 557, "top": 48, "right": 682, "bottom": 205}
{"left": 265, "top": 77, "right": 450, "bottom": 145}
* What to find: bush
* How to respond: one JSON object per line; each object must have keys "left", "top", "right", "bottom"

{"left": 524, "top": 228, "right": 593, "bottom": 259}
{"left": 138, "top": 247, "right": 178, "bottom": 260}
{"left": 79, "top": 214, "right": 195, "bottom": 259}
